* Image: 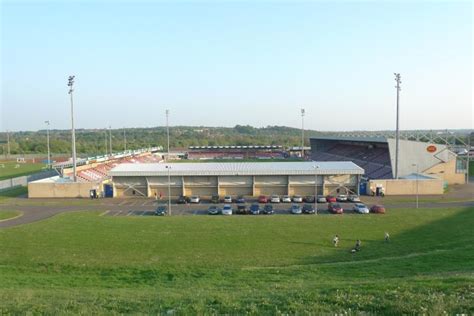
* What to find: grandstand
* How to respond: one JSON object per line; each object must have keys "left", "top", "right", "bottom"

{"left": 311, "top": 136, "right": 465, "bottom": 184}
{"left": 186, "top": 145, "right": 287, "bottom": 160}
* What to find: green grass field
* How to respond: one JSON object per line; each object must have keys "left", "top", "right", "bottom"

{"left": 0, "top": 210, "right": 21, "bottom": 221}
{"left": 0, "top": 207, "right": 473, "bottom": 314}
{"left": 0, "top": 162, "right": 46, "bottom": 180}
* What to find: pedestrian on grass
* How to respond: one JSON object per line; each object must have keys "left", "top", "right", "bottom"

{"left": 355, "top": 239, "right": 361, "bottom": 251}
{"left": 333, "top": 235, "right": 339, "bottom": 247}
{"left": 384, "top": 232, "right": 390, "bottom": 243}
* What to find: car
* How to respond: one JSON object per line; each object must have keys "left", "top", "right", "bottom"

{"left": 177, "top": 195, "right": 190, "bottom": 204}
{"left": 292, "top": 195, "right": 303, "bottom": 203}
{"left": 336, "top": 194, "right": 348, "bottom": 202}
{"left": 326, "top": 195, "right": 337, "bottom": 203}
{"left": 211, "top": 195, "right": 220, "bottom": 204}
{"left": 262, "top": 204, "right": 274, "bottom": 215}
{"left": 154, "top": 205, "right": 167, "bottom": 216}
{"left": 249, "top": 203, "right": 261, "bottom": 215}
{"left": 317, "top": 195, "right": 327, "bottom": 203}
{"left": 290, "top": 204, "right": 302, "bottom": 214}
{"left": 328, "top": 203, "right": 343, "bottom": 214}
{"left": 189, "top": 195, "right": 200, "bottom": 204}
{"left": 270, "top": 195, "right": 281, "bottom": 203}
{"left": 348, "top": 195, "right": 361, "bottom": 202}
{"left": 302, "top": 204, "right": 316, "bottom": 214}
{"left": 223, "top": 195, "right": 232, "bottom": 203}
{"left": 282, "top": 195, "right": 292, "bottom": 203}
{"left": 370, "top": 205, "right": 386, "bottom": 214}
{"left": 236, "top": 204, "right": 248, "bottom": 215}
{"left": 304, "top": 195, "right": 315, "bottom": 203}
{"left": 236, "top": 195, "right": 246, "bottom": 204}
{"left": 208, "top": 205, "right": 220, "bottom": 215}
{"left": 258, "top": 195, "right": 269, "bottom": 203}
{"left": 222, "top": 204, "right": 233, "bottom": 215}
{"left": 353, "top": 203, "right": 369, "bottom": 214}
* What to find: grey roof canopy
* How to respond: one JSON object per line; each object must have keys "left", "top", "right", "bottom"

{"left": 109, "top": 161, "right": 364, "bottom": 177}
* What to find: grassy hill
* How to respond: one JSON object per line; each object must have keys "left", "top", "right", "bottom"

{"left": 0, "top": 207, "right": 472, "bottom": 313}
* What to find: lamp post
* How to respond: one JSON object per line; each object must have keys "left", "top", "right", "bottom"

{"left": 104, "top": 128, "right": 108, "bottom": 156}
{"left": 166, "top": 109, "right": 170, "bottom": 162}
{"left": 67, "top": 75, "right": 77, "bottom": 182}
{"left": 123, "top": 128, "right": 127, "bottom": 151}
{"left": 301, "top": 108, "right": 305, "bottom": 158}
{"left": 168, "top": 166, "right": 171, "bottom": 215}
{"left": 109, "top": 126, "right": 112, "bottom": 156}
{"left": 412, "top": 163, "right": 419, "bottom": 208}
{"left": 313, "top": 164, "right": 319, "bottom": 214}
{"left": 394, "top": 73, "right": 401, "bottom": 179}
{"left": 45, "top": 120, "right": 51, "bottom": 169}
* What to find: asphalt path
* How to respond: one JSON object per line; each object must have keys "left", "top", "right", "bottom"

{"left": 1, "top": 197, "right": 473, "bottom": 228}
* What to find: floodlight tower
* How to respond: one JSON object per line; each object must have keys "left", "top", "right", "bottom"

{"left": 394, "top": 73, "right": 401, "bottom": 179}
{"left": 68, "top": 75, "right": 77, "bottom": 182}
{"left": 301, "top": 108, "right": 305, "bottom": 158}
{"left": 45, "top": 121, "right": 51, "bottom": 168}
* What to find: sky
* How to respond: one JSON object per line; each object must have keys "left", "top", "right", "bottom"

{"left": 1, "top": 0, "right": 472, "bottom": 132}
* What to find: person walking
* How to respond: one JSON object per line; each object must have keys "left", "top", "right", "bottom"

{"left": 384, "top": 232, "right": 390, "bottom": 243}
{"left": 333, "top": 235, "right": 339, "bottom": 247}
{"left": 355, "top": 239, "right": 361, "bottom": 251}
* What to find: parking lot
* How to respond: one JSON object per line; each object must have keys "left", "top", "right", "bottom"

{"left": 102, "top": 199, "right": 367, "bottom": 216}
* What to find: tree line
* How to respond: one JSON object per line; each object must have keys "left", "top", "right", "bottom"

{"left": 0, "top": 125, "right": 321, "bottom": 156}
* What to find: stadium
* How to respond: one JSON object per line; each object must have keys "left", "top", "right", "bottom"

{"left": 310, "top": 135, "right": 466, "bottom": 195}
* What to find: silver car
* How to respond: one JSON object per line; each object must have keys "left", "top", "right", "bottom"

{"left": 292, "top": 195, "right": 303, "bottom": 203}
{"left": 270, "top": 195, "right": 281, "bottom": 203}
{"left": 290, "top": 204, "right": 302, "bottom": 214}
{"left": 223, "top": 195, "right": 232, "bottom": 203}
{"left": 222, "top": 204, "right": 233, "bottom": 215}
{"left": 348, "top": 195, "right": 361, "bottom": 202}
{"left": 190, "top": 195, "right": 200, "bottom": 203}
{"left": 282, "top": 195, "right": 292, "bottom": 203}
{"left": 353, "top": 203, "right": 369, "bottom": 214}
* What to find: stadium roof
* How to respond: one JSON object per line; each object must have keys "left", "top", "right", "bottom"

{"left": 188, "top": 145, "right": 283, "bottom": 150}
{"left": 109, "top": 161, "right": 364, "bottom": 177}
{"left": 310, "top": 136, "right": 388, "bottom": 143}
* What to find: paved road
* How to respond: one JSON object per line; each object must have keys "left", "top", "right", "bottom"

{"left": 1, "top": 196, "right": 473, "bottom": 228}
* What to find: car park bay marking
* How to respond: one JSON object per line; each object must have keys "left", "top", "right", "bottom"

{"left": 99, "top": 210, "right": 110, "bottom": 216}
{"left": 119, "top": 201, "right": 128, "bottom": 206}
{"left": 126, "top": 211, "right": 133, "bottom": 216}
{"left": 113, "top": 210, "right": 123, "bottom": 216}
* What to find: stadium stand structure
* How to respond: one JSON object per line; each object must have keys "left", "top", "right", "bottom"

{"left": 311, "top": 136, "right": 465, "bottom": 184}
{"left": 186, "top": 145, "right": 287, "bottom": 160}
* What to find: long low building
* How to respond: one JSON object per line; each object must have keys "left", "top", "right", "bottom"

{"left": 109, "top": 161, "right": 364, "bottom": 198}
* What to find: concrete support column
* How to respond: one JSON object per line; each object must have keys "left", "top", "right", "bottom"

{"left": 181, "top": 176, "right": 185, "bottom": 196}
{"left": 356, "top": 175, "right": 360, "bottom": 195}
{"left": 146, "top": 177, "right": 151, "bottom": 197}
{"left": 217, "top": 176, "right": 221, "bottom": 196}
{"left": 252, "top": 176, "right": 255, "bottom": 196}
{"left": 322, "top": 175, "right": 326, "bottom": 195}
{"left": 287, "top": 175, "right": 291, "bottom": 195}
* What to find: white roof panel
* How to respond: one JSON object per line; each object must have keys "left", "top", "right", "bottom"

{"left": 109, "top": 161, "right": 364, "bottom": 177}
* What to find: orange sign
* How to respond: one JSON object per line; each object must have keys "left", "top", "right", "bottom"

{"left": 427, "top": 145, "right": 437, "bottom": 153}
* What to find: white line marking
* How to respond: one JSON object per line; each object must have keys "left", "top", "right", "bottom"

{"left": 113, "top": 210, "right": 123, "bottom": 216}
{"left": 119, "top": 201, "right": 127, "bottom": 206}
{"left": 126, "top": 211, "right": 133, "bottom": 216}
{"left": 99, "top": 210, "right": 110, "bottom": 216}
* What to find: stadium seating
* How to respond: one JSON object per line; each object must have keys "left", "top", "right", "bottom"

{"left": 312, "top": 143, "right": 393, "bottom": 179}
